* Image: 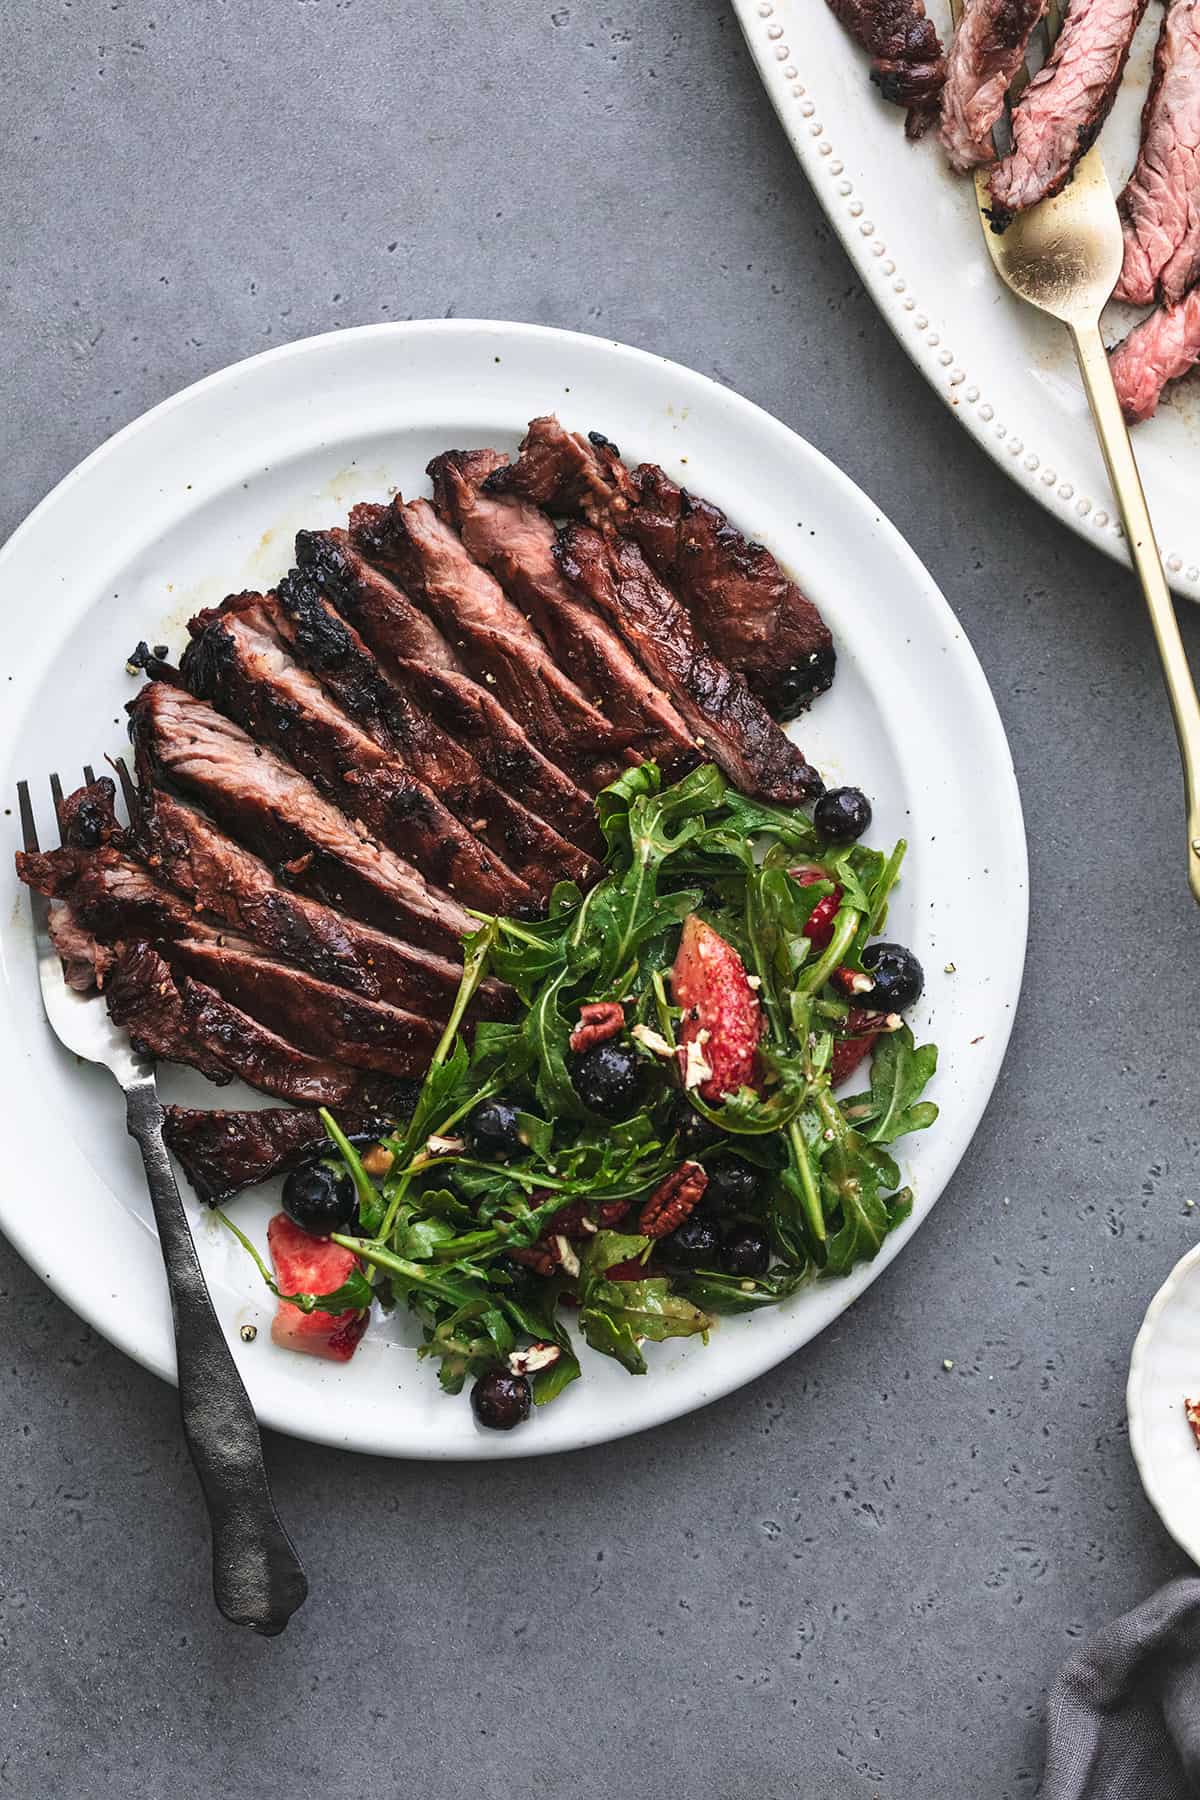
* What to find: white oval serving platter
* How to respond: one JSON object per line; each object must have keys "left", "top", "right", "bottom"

{"left": 734, "top": 0, "right": 1200, "bottom": 596}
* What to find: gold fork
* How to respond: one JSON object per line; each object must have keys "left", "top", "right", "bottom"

{"left": 948, "top": 0, "right": 1200, "bottom": 904}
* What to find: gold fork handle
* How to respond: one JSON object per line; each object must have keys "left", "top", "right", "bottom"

{"left": 1070, "top": 319, "right": 1200, "bottom": 905}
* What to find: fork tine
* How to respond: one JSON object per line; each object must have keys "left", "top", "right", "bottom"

{"left": 83, "top": 764, "right": 96, "bottom": 786}
{"left": 113, "top": 755, "right": 138, "bottom": 819}
{"left": 17, "top": 781, "right": 41, "bottom": 855}
{"left": 48, "top": 772, "right": 65, "bottom": 834}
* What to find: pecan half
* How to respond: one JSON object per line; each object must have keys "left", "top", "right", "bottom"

{"left": 569, "top": 1001, "right": 626, "bottom": 1053}
{"left": 509, "top": 1243, "right": 559, "bottom": 1278}
{"left": 638, "top": 1160, "right": 708, "bottom": 1238}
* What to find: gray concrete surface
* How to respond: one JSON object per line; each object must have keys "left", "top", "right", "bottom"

{"left": 3, "top": 3, "right": 1198, "bottom": 1796}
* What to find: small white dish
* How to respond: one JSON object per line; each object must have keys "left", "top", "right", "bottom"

{"left": 1128, "top": 1242, "right": 1200, "bottom": 1565}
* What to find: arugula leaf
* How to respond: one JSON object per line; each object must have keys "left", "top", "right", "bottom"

{"left": 847, "top": 1027, "right": 939, "bottom": 1144}
{"left": 681, "top": 1267, "right": 808, "bottom": 1313}
{"left": 575, "top": 1230, "right": 711, "bottom": 1373}
{"left": 820, "top": 1129, "right": 915, "bottom": 1274}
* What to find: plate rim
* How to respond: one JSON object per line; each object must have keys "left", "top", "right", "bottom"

{"left": 1127, "top": 1240, "right": 1200, "bottom": 1566}
{"left": 731, "top": 0, "right": 1198, "bottom": 601}
{"left": 0, "top": 317, "right": 1030, "bottom": 1459}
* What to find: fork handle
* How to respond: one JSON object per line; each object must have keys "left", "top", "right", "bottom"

{"left": 125, "top": 1080, "right": 308, "bottom": 1635}
{"left": 1071, "top": 320, "right": 1200, "bottom": 905}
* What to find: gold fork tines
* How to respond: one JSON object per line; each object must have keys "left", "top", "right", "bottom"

{"left": 946, "top": 0, "right": 1200, "bottom": 904}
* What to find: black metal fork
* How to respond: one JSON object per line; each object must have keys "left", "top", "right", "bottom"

{"left": 18, "top": 769, "right": 308, "bottom": 1634}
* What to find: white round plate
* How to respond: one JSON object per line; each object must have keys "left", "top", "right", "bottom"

{"left": 0, "top": 320, "right": 1027, "bottom": 1459}
{"left": 734, "top": 0, "right": 1200, "bottom": 597}
{"left": 1129, "top": 1244, "right": 1200, "bottom": 1565}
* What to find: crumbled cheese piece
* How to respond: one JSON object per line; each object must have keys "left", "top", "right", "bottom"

{"left": 882, "top": 1013, "right": 903, "bottom": 1032}
{"left": 746, "top": 974, "right": 762, "bottom": 990}
{"left": 847, "top": 972, "right": 874, "bottom": 996}
{"left": 631, "top": 1022, "right": 674, "bottom": 1059}
{"left": 554, "top": 1236, "right": 581, "bottom": 1279}
{"left": 683, "top": 1035, "right": 713, "bottom": 1092}
{"left": 508, "top": 1342, "right": 561, "bottom": 1376}
{"left": 425, "top": 1133, "right": 465, "bottom": 1156}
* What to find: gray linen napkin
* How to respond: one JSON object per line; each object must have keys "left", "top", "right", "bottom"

{"left": 1044, "top": 1578, "right": 1200, "bottom": 1798}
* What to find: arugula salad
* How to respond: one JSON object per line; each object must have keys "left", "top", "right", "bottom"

{"left": 224, "top": 760, "right": 938, "bottom": 1431}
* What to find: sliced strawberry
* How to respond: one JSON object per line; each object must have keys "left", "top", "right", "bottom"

{"left": 670, "top": 914, "right": 763, "bottom": 1103}
{"left": 791, "top": 866, "right": 844, "bottom": 951}
{"left": 267, "top": 1212, "right": 368, "bottom": 1362}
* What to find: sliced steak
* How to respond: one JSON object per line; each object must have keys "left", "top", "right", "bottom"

{"left": 104, "top": 941, "right": 232, "bottom": 1084}
{"left": 163, "top": 1104, "right": 404, "bottom": 1206}
{"left": 1116, "top": 0, "right": 1200, "bottom": 303}
{"left": 128, "top": 682, "right": 473, "bottom": 951}
{"left": 178, "top": 968, "right": 401, "bottom": 1107}
{"left": 17, "top": 842, "right": 201, "bottom": 942}
{"left": 487, "top": 418, "right": 835, "bottom": 720}
{"left": 427, "top": 447, "right": 698, "bottom": 771}
{"left": 939, "top": 0, "right": 1047, "bottom": 170}
{"left": 165, "top": 937, "right": 439, "bottom": 1078}
{"left": 295, "top": 527, "right": 601, "bottom": 852}
{"left": 348, "top": 497, "right": 629, "bottom": 789}
{"left": 555, "top": 524, "right": 825, "bottom": 805}
{"left": 59, "top": 775, "right": 123, "bottom": 849}
{"left": 132, "top": 787, "right": 511, "bottom": 1018}
{"left": 180, "top": 594, "right": 536, "bottom": 915}
{"left": 273, "top": 572, "right": 599, "bottom": 893}
{"left": 48, "top": 902, "right": 114, "bottom": 991}
{"left": 989, "top": 0, "right": 1149, "bottom": 213}
{"left": 1109, "top": 286, "right": 1200, "bottom": 419}
{"left": 826, "top": 0, "right": 947, "bottom": 136}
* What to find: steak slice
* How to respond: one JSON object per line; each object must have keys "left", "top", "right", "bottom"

{"left": 1116, "top": 0, "right": 1200, "bottom": 303}
{"left": 105, "top": 942, "right": 233, "bottom": 1083}
{"left": 427, "top": 447, "right": 698, "bottom": 771}
{"left": 17, "top": 842, "right": 201, "bottom": 942}
{"left": 132, "top": 787, "right": 511, "bottom": 1018}
{"left": 826, "top": 0, "right": 947, "bottom": 136}
{"left": 128, "top": 682, "right": 473, "bottom": 951}
{"left": 165, "top": 937, "right": 439, "bottom": 1078}
{"left": 555, "top": 524, "right": 825, "bottom": 805}
{"left": 180, "top": 594, "right": 536, "bottom": 915}
{"left": 163, "top": 1104, "right": 404, "bottom": 1206}
{"left": 486, "top": 418, "right": 835, "bottom": 720}
{"left": 178, "top": 967, "right": 400, "bottom": 1107}
{"left": 348, "top": 497, "right": 629, "bottom": 790}
{"left": 59, "top": 775, "right": 123, "bottom": 849}
{"left": 48, "top": 902, "right": 115, "bottom": 991}
{"left": 939, "top": 0, "right": 1048, "bottom": 170}
{"left": 989, "top": 0, "right": 1149, "bottom": 213}
{"left": 1109, "top": 286, "right": 1200, "bottom": 419}
{"left": 294, "top": 528, "right": 600, "bottom": 853}
{"left": 273, "top": 572, "right": 599, "bottom": 894}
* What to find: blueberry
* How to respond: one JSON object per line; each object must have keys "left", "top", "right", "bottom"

{"left": 573, "top": 1041, "right": 642, "bottom": 1119}
{"left": 814, "top": 786, "right": 872, "bottom": 844}
{"left": 702, "top": 1157, "right": 763, "bottom": 1215}
{"left": 723, "top": 1226, "right": 771, "bottom": 1277}
{"left": 467, "top": 1097, "right": 522, "bottom": 1159}
{"left": 471, "top": 1368, "right": 531, "bottom": 1430}
{"left": 772, "top": 644, "right": 837, "bottom": 721}
{"left": 670, "top": 1097, "right": 722, "bottom": 1155}
{"left": 662, "top": 1215, "right": 721, "bottom": 1267}
{"left": 861, "top": 942, "right": 924, "bottom": 1012}
{"left": 281, "top": 1159, "right": 357, "bottom": 1235}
